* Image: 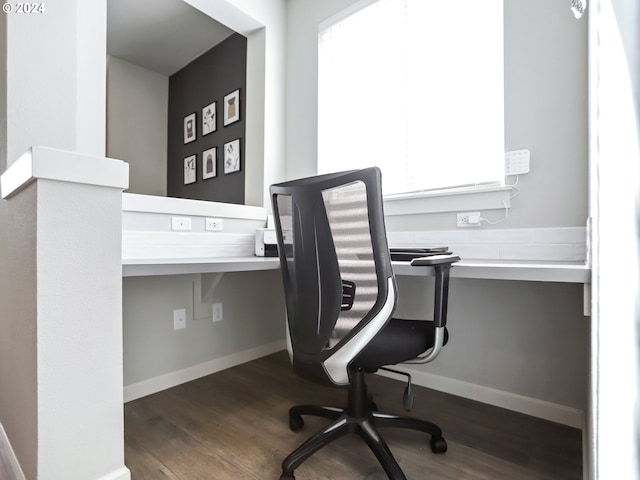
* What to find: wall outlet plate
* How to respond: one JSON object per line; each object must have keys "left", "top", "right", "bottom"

{"left": 173, "top": 309, "right": 186, "bottom": 330}
{"left": 171, "top": 216, "right": 192, "bottom": 231}
{"left": 206, "top": 218, "right": 223, "bottom": 231}
{"left": 457, "top": 212, "right": 481, "bottom": 228}
{"left": 212, "top": 303, "right": 223, "bottom": 322}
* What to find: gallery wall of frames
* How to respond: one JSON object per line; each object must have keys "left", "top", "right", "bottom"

{"left": 167, "top": 33, "right": 247, "bottom": 204}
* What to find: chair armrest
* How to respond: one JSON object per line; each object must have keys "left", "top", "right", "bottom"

{"left": 410, "top": 254, "right": 460, "bottom": 328}
{"left": 409, "top": 254, "right": 460, "bottom": 267}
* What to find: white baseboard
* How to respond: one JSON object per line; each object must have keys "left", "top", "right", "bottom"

{"left": 124, "top": 343, "right": 584, "bottom": 429}
{"left": 124, "top": 340, "right": 286, "bottom": 403}
{"left": 96, "top": 466, "right": 131, "bottom": 480}
{"left": 378, "top": 367, "right": 585, "bottom": 429}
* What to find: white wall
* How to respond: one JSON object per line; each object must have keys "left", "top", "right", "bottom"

{"left": 123, "top": 271, "right": 285, "bottom": 392}
{"left": 5, "top": 0, "right": 106, "bottom": 165}
{"left": 107, "top": 56, "right": 168, "bottom": 196}
{"left": 0, "top": 183, "right": 38, "bottom": 478}
{"left": 0, "top": 14, "right": 6, "bottom": 172}
{"left": 286, "top": 0, "right": 588, "bottom": 231}
{"left": 395, "top": 277, "right": 588, "bottom": 418}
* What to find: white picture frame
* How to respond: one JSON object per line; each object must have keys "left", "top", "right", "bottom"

{"left": 223, "top": 89, "right": 240, "bottom": 126}
{"left": 202, "top": 102, "right": 216, "bottom": 136}
{"left": 223, "top": 139, "right": 241, "bottom": 174}
{"left": 202, "top": 147, "right": 217, "bottom": 180}
{"left": 184, "top": 155, "right": 196, "bottom": 184}
{"left": 184, "top": 113, "right": 196, "bottom": 144}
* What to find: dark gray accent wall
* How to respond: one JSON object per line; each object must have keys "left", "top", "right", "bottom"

{"left": 167, "top": 33, "right": 247, "bottom": 204}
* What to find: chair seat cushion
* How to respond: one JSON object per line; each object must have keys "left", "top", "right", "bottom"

{"left": 352, "top": 318, "right": 447, "bottom": 369}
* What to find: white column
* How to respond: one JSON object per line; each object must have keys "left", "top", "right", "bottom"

{"left": 0, "top": 147, "right": 130, "bottom": 480}
{"left": 5, "top": 0, "right": 106, "bottom": 165}
{"left": 1, "top": 0, "right": 126, "bottom": 477}
{"left": 588, "top": 0, "right": 640, "bottom": 479}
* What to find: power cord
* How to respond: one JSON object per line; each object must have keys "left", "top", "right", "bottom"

{"left": 479, "top": 176, "right": 520, "bottom": 225}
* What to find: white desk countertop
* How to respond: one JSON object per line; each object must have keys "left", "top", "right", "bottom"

{"left": 122, "top": 256, "right": 280, "bottom": 277}
{"left": 122, "top": 257, "right": 590, "bottom": 283}
{"left": 394, "top": 259, "right": 590, "bottom": 283}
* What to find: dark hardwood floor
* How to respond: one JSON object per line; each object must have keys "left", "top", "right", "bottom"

{"left": 124, "top": 351, "right": 582, "bottom": 479}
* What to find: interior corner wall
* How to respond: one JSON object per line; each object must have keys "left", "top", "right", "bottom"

{"left": 122, "top": 270, "right": 285, "bottom": 388}
{"left": 395, "top": 277, "right": 589, "bottom": 412}
{"left": 106, "top": 56, "right": 168, "bottom": 197}
{"left": 167, "top": 33, "right": 247, "bottom": 204}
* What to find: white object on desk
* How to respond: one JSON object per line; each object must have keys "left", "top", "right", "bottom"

{"left": 255, "top": 228, "right": 278, "bottom": 256}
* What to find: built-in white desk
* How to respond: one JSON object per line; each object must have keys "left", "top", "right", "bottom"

{"left": 122, "top": 256, "right": 280, "bottom": 277}
{"left": 395, "top": 259, "right": 590, "bottom": 283}
{"left": 122, "top": 256, "right": 591, "bottom": 284}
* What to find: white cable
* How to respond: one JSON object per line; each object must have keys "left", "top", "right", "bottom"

{"left": 479, "top": 175, "right": 520, "bottom": 225}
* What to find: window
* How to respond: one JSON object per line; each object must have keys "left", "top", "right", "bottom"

{"left": 318, "top": 0, "right": 504, "bottom": 196}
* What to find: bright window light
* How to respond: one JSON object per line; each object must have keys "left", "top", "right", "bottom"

{"left": 318, "top": 0, "right": 505, "bottom": 196}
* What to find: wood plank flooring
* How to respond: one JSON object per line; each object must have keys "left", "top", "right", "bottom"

{"left": 125, "top": 351, "right": 582, "bottom": 479}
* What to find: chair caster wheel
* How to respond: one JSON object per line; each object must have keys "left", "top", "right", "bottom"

{"left": 369, "top": 401, "right": 378, "bottom": 411}
{"left": 430, "top": 436, "right": 447, "bottom": 454}
{"left": 280, "top": 472, "right": 295, "bottom": 479}
{"left": 289, "top": 414, "right": 304, "bottom": 431}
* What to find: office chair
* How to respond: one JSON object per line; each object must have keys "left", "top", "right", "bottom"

{"left": 270, "top": 167, "right": 459, "bottom": 480}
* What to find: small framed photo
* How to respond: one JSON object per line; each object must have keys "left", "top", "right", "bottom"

{"left": 202, "top": 102, "right": 216, "bottom": 136}
{"left": 223, "top": 139, "right": 241, "bottom": 174}
{"left": 184, "top": 113, "right": 196, "bottom": 144}
{"left": 223, "top": 89, "right": 240, "bottom": 126}
{"left": 202, "top": 147, "right": 217, "bottom": 180}
{"left": 184, "top": 155, "right": 196, "bottom": 184}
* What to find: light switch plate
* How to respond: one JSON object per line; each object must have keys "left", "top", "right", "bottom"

{"left": 171, "top": 216, "right": 192, "bottom": 231}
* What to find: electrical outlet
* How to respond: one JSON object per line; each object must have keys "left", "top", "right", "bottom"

{"left": 212, "top": 303, "right": 223, "bottom": 323}
{"left": 457, "top": 212, "right": 482, "bottom": 228}
{"left": 171, "top": 217, "right": 192, "bottom": 231}
{"left": 173, "top": 309, "right": 187, "bottom": 330}
{"left": 205, "top": 218, "right": 223, "bottom": 231}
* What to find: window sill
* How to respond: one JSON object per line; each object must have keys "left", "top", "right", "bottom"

{"left": 383, "top": 185, "right": 512, "bottom": 216}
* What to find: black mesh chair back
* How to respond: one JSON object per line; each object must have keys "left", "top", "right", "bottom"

{"left": 271, "top": 167, "right": 395, "bottom": 387}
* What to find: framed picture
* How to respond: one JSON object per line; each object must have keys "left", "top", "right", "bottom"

{"left": 223, "top": 139, "right": 241, "bottom": 174}
{"left": 202, "top": 147, "right": 217, "bottom": 180}
{"left": 223, "top": 89, "right": 240, "bottom": 126}
{"left": 184, "top": 113, "right": 196, "bottom": 144}
{"left": 184, "top": 155, "right": 196, "bottom": 184}
{"left": 202, "top": 102, "right": 216, "bottom": 135}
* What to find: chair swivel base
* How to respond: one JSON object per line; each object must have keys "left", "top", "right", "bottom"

{"left": 280, "top": 370, "right": 447, "bottom": 480}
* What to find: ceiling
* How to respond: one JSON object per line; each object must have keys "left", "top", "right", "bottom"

{"left": 107, "top": 0, "right": 235, "bottom": 76}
